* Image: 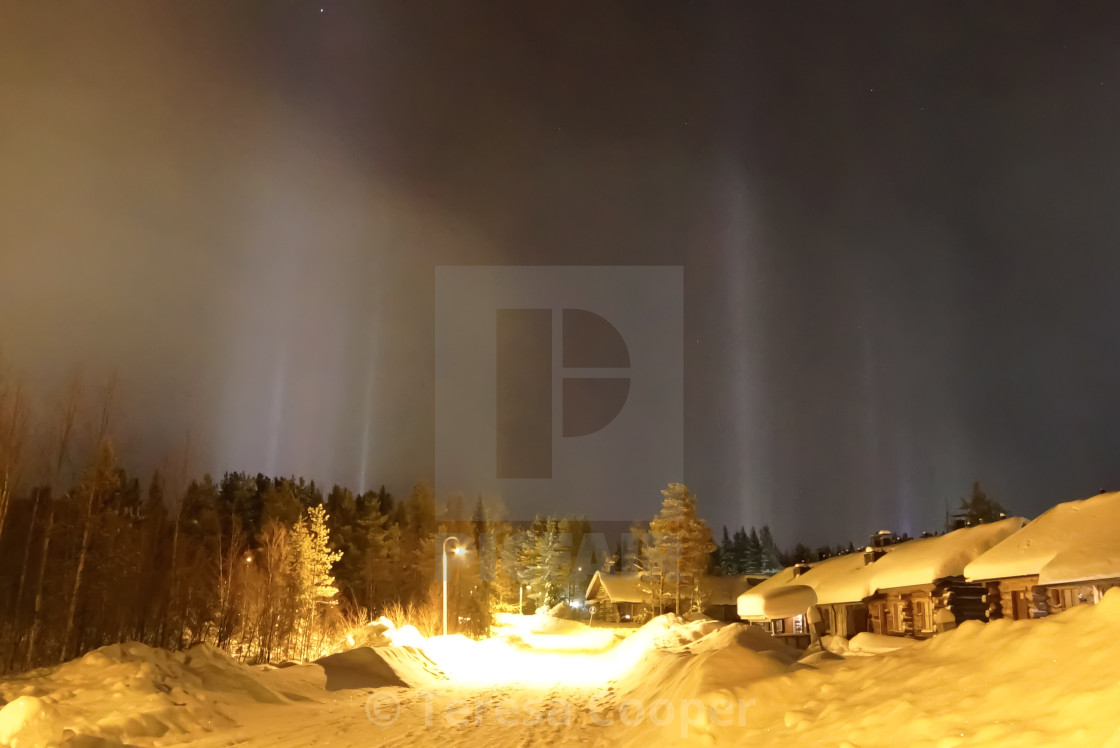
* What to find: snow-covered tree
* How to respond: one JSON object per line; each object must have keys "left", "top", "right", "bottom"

{"left": 649, "top": 483, "right": 715, "bottom": 613}
{"left": 286, "top": 504, "right": 342, "bottom": 659}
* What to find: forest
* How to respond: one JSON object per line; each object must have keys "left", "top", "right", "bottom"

{"left": 0, "top": 370, "right": 1006, "bottom": 674}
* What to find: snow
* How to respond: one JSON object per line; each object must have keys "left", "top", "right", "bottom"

{"left": 719, "top": 589, "right": 1120, "bottom": 746}
{"left": 736, "top": 566, "right": 802, "bottom": 619}
{"left": 588, "top": 571, "right": 760, "bottom": 608}
{"left": 739, "top": 518, "right": 1027, "bottom": 622}
{"left": 586, "top": 570, "right": 645, "bottom": 603}
{"left": 0, "top": 696, "right": 63, "bottom": 748}
{"left": 4, "top": 593, "right": 1120, "bottom": 746}
{"left": 789, "top": 550, "right": 878, "bottom": 605}
{"left": 868, "top": 516, "right": 1026, "bottom": 590}
{"left": 846, "top": 631, "right": 920, "bottom": 654}
{"left": 965, "top": 490, "right": 1120, "bottom": 585}
{"left": 742, "top": 584, "right": 817, "bottom": 620}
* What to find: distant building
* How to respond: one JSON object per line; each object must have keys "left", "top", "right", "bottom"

{"left": 585, "top": 572, "right": 644, "bottom": 622}
{"left": 585, "top": 570, "right": 763, "bottom": 623}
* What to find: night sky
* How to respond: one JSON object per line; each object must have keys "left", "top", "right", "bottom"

{"left": 3, "top": 2, "right": 1120, "bottom": 548}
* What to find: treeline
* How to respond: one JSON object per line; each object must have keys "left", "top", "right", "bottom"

{"left": 715, "top": 481, "right": 1011, "bottom": 571}
{"left": 0, "top": 367, "right": 1013, "bottom": 673}
{"left": 715, "top": 525, "right": 784, "bottom": 575}
{"left": 0, "top": 459, "right": 448, "bottom": 673}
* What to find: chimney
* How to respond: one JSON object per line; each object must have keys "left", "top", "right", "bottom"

{"left": 863, "top": 546, "right": 887, "bottom": 565}
{"left": 871, "top": 530, "right": 894, "bottom": 549}
{"left": 791, "top": 562, "right": 811, "bottom": 577}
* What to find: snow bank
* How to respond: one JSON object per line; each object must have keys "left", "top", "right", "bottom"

{"left": 0, "top": 635, "right": 452, "bottom": 747}
{"left": 709, "top": 587, "right": 1120, "bottom": 746}
{"left": 341, "top": 619, "right": 392, "bottom": 649}
{"left": 0, "top": 642, "right": 285, "bottom": 746}
{"left": 599, "top": 619, "right": 796, "bottom": 745}
{"left": 847, "top": 631, "right": 920, "bottom": 654}
{"left": 0, "top": 696, "right": 63, "bottom": 748}
{"left": 307, "top": 646, "right": 445, "bottom": 690}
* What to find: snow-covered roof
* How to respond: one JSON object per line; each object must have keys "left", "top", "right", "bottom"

{"left": 737, "top": 566, "right": 803, "bottom": 620}
{"left": 587, "top": 571, "right": 763, "bottom": 606}
{"left": 737, "top": 518, "right": 1027, "bottom": 620}
{"left": 738, "top": 552, "right": 876, "bottom": 620}
{"left": 703, "top": 575, "right": 765, "bottom": 606}
{"left": 965, "top": 491, "right": 1120, "bottom": 585}
{"left": 586, "top": 571, "right": 644, "bottom": 604}
{"left": 795, "top": 551, "right": 880, "bottom": 605}
{"left": 869, "top": 517, "right": 1026, "bottom": 590}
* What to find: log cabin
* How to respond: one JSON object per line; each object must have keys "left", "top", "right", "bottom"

{"left": 585, "top": 570, "right": 763, "bottom": 623}
{"left": 738, "top": 517, "right": 1026, "bottom": 646}
{"left": 860, "top": 517, "right": 1025, "bottom": 638}
{"left": 965, "top": 491, "right": 1120, "bottom": 621}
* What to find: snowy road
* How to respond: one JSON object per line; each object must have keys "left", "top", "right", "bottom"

{"left": 5, "top": 603, "right": 1120, "bottom": 747}
{"left": 178, "top": 682, "right": 615, "bottom": 748}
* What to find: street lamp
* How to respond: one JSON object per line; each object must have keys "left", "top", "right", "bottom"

{"left": 442, "top": 536, "right": 464, "bottom": 637}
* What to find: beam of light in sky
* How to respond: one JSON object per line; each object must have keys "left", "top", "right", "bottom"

{"left": 714, "top": 163, "right": 774, "bottom": 531}
{"left": 213, "top": 113, "right": 374, "bottom": 484}
{"left": 358, "top": 351, "right": 378, "bottom": 494}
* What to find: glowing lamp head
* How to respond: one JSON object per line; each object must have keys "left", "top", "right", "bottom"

{"left": 454, "top": 546, "right": 465, "bottom": 556}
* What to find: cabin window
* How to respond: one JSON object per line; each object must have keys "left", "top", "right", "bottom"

{"left": 772, "top": 619, "right": 785, "bottom": 635}
{"left": 793, "top": 614, "right": 806, "bottom": 634}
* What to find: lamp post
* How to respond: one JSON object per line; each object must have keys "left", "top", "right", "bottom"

{"left": 442, "top": 536, "right": 464, "bottom": 637}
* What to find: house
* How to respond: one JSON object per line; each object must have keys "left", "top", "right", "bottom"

{"left": 736, "top": 565, "right": 820, "bottom": 648}
{"left": 700, "top": 574, "right": 769, "bottom": 620}
{"left": 965, "top": 491, "right": 1120, "bottom": 620}
{"left": 793, "top": 549, "right": 880, "bottom": 639}
{"left": 737, "top": 517, "right": 1026, "bottom": 647}
{"left": 585, "top": 571, "right": 644, "bottom": 623}
{"left": 862, "top": 517, "right": 1025, "bottom": 638}
{"left": 738, "top": 545, "right": 889, "bottom": 646}
{"left": 585, "top": 571, "right": 763, "bottom": 623}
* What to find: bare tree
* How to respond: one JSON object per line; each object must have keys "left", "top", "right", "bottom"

{"left": 24, "top": 372, "right": 81, "bottom": 669}
{"left": 0, "top": 361, "right": 30, "bottom": 546}
{"left": 61, "top": 373, "right": 116, "bottom": 661}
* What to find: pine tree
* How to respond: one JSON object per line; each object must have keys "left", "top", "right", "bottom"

{"left": 719, "top": 526, "right": 735, "bottom": 575}
{"left": 649, "top": 483, "right": 715, "bottom": 613}
{"left": 745, "top": 527, "right": 763, "bottom": 574}
{"left": 953, "top": 482, "right": 1006, "bottom": 526}
{"left": 791, "top": 543, "right": 814, "bottom": 563}
{"left": 759, "top": 525, "right": 781, "bottom": 572}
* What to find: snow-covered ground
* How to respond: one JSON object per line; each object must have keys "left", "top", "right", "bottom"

{"left": 4, "top": 593, "right": 1120, "bottom": 747}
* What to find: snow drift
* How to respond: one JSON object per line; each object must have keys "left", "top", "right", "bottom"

{"left": 0, "top": 642, "right": 283, "bottom": 746}
{"left": 716, "top": 587, "right": 1120, "bottom": 746}
{"left": 0, "top": 639, "right": 446, "bottom": 746}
